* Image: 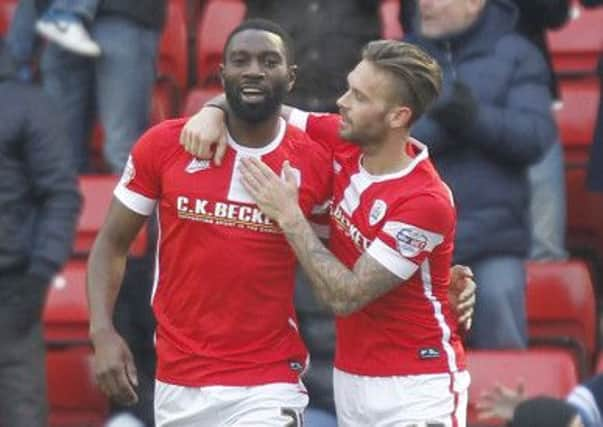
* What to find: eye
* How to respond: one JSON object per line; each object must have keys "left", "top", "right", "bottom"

{"left": 264, "top": 56, "right": 281, "bottom": 68}
{"left": 353, "top": 89, "right": 366, "bottom": 102}
{"left": 229, "top": 55, "right": 247, "bottom": 66}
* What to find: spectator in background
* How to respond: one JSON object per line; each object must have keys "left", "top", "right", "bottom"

{"left": 400, "top": 0, "right": 570, "bottom": 261}
{"left": 6, "top": 0, "right": 102, "bottom": 82}
{"left": 477, "top": 375, "right": 603, "bottom": 427}
{"left": 511, "top": 398, "right": 583, "bottom": 427}
{"left": 37, "top": 1, "right": 165, "bottom": 425}
{"left": 35, "top": 0, "right": 101, "bottom": 57}
{"left": 5, "top": 0, "right": 38, "bottom": 81}
{"left": 0, "top": 38, "right": 81, "bottom": 427}
{"left": 243, "top": 2, "right": 382, "bottom": 423}
{"left": 582, "top": 0, "right": 603, "bottom": 193}
{"left": 406, "top": 0, "right": 556, "bottom": 349}
{"left": 37, "top": 0, "right": 165, "bottom": 173}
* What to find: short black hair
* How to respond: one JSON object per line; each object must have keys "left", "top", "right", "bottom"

{"left": 223, "top": 18, "right": 295, "bottom": 65}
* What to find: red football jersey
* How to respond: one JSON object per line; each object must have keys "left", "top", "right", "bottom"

{"left": 289, "top": 110, "right": 466, "bottom": 377}
{"left": 114, "top": 118, "right": 332, "bottom": 387}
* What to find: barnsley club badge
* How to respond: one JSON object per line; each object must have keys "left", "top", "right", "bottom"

{"left": 369, "top": 199, "right": 387, "bottom": 226}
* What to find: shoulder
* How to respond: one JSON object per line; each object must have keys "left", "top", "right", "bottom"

{"left": 495, "top": 32, "right": 548, "bottom": 69}
{"left": 283, "top": 123, "right": 332, "bottom": 159}
{"left": 388, "top": 164, "right": 455, "bottom": 230}
{"left": 135, "top": 118, "right": 188, "bottom": 154}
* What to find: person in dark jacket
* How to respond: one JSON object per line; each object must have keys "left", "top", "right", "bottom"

{"left": 406, "top": 0, "right": 556, "bottom": 349}
{"left": 400, "top": 0, "right": 570, "bottom": 261}
{"left": 0, "top": 38, "right": 81, "bottom": 427}
{"left": 37, "top": 0, "right": 165, "bottom": 173}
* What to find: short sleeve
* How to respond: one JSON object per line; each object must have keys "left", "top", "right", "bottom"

{"left": 113, "top": 125, "right": 162, "bottom": 216}
{"left": 367, "top": 195, "right": 455, "bottom": 280}
{"left": 289, "top": 109, "right": 347, "bottom": 152}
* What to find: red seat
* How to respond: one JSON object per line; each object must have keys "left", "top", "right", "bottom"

{"left": 565, "top": 167, "right": 603, "bottom": 257}
{"left": 0, "top": 0, "right": 17, "bottom": 36}
{"left": 548, "top": 2, "right": 603, "bottom": 75}
{"left": 526, "top": 260, "right": 596, "bottom": 371}
{"left": 196, "top": 0, "right": 246, "bottom": 86}
{"left": 151, "top": 78, "right": 180, "bottom": 124}
{"left": 43, "top": 260, "right": 89, "bottom": 343}
{"left": 555, "top": 77, "right": 600, "bottom": 151}
{"left": 182, "top": 85, "right": 223, "bottom": 116}
{"left": 158, "top": 0, "right": 189, "bottom": 90}
{"left": 379, "top": 0, "right": 403, "bottom": 40}
{"left": 596, "top": 352, "right": 603, "bottom": 374}
{"left": 75, "top": 175, "right": 148, "bottom": 257}
{"left": 467, "top": 349, "right": 579, "bottom": 426}
{"left": 554, "top": 78, "right": 603, "bottom": 257}
{"left": 47, "top": 346, "right": 108, "bottom": 427}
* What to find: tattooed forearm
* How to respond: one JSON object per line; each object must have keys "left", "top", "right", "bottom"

{"left": 281, "top": 213, "right": 401, "bottom": 316}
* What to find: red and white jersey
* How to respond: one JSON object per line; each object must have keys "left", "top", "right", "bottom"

{"left": 289, "top": 110, "right": 466, "bottom": 377}
{"left": 114, "top": 118, "right": 332, "bottom": 387}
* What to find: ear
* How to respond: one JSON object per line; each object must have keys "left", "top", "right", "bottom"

{"left": 287, "top": 65, "right": 298, "bottom": 92}
{"left": 219, "top": 64, "right": 225, "bottom": 88}
{"left": 387, "top": 105, "right": 413, "bottom": 130}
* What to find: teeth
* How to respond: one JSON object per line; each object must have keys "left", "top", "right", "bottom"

{"left": 242, "top": 88, "right": 263, "bottom": 95}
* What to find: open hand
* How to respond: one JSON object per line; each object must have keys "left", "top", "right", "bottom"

{"left": 91, "top": 328, "right": 139, "bottom": 406}
{"left": 239, "top": 158, "right": 301, "bottom": 227}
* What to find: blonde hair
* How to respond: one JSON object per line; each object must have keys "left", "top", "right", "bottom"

{"left": 362, "top": 40, "right": 442, "bottom": 125}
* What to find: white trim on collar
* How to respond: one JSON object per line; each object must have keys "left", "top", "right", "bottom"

{"left": 359, "top": 138, "right": 429, "bottom": 182}
{"left": 226, "top": 117, "right": 287, "bottom": 156}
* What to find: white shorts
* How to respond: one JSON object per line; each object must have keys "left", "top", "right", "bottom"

{"left": 155, "top": 380, "right": 308, "bottom": 427}
{"left": 333, "top": 369, "right": 470, "bottom": 427}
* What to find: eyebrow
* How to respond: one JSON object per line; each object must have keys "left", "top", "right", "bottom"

{"left": 347, "top": 74, "right": 369, "bottom": 99}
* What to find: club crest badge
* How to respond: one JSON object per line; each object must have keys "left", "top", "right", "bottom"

{"left": 369, "top": 199, "right": 387, "bottom": 226}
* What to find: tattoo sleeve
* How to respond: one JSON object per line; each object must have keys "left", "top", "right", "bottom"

{"left": 282, "top": 212, "right": 403, "bottom": 316}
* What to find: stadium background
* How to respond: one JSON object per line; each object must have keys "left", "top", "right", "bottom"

{"left": 0, "top": 0, "right": 602, "bottom": 425}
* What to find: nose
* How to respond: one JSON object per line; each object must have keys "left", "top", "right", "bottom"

{"left": 243, "top": 59, "right": 265, "bottom": 78}
{"left": 336, "top": 90, "right": 351, "bottom": 111}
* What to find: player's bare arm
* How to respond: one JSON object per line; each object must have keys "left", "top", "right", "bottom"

{"left": 179, "top": 94, "right": 295, "bottom": 164}
{"left": 241, "top": 157, "right": 477, "bottom": 325}
{"left": 87, "top": 199, "right": 147, "bottom": 406}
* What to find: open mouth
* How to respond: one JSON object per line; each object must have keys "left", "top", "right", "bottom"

{"left": 240, "top": 86, "right": 267, "bottom": 103}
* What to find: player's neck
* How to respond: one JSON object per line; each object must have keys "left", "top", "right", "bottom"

{"left": 361, "top": 130, "right": 413, "bottom": 175}
{"left": 227, "top": 113, "right": 282, "bottom": 149}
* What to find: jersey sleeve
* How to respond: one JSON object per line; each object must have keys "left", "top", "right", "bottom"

{"left": 289, "top": 109, "right": 347, "bottom": 152}
{"left": 366, "top": 194, "right": 455, "bottom": 280}
{"left": 113, "top": 125, "right": 163, "bottom": 216}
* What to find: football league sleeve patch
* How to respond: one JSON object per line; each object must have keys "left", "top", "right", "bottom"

{"left": 367, "top": 221, "right": 444, "bottom": 280}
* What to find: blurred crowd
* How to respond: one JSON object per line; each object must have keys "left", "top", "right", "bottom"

{"left": 0, "top": 0, "right": 602, "bottom": 426}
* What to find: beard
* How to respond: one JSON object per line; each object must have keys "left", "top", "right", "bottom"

{"left": 224, "top": 77, "right": 289, "bottom": 123}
